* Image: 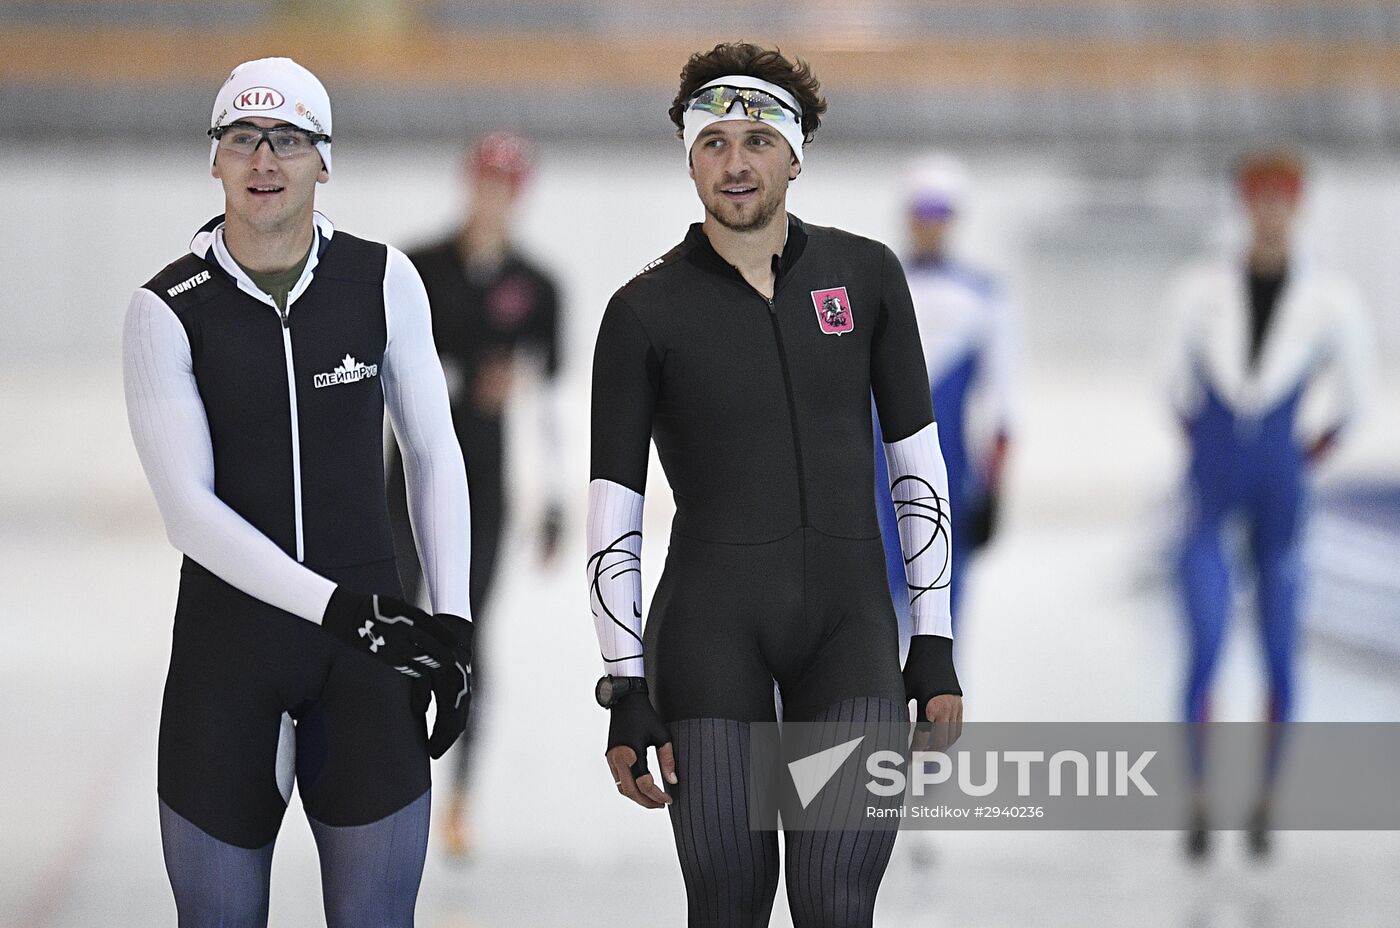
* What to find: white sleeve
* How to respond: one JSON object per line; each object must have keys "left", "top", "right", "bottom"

{"left": 1161, "top": 269, "right": 1203, "bottom": 420}
{"left": 1323, "top": 277, "right": 1374, "bottom": 433}
{"left": 882, "top": 422, "right": 954, "bottom": 639}
{"left": 382, "top": 246, "right": 473, "bottom": 620}
{"left": 122, "top": 288, "right": 337, "bottom": 622}
{"left": 585, "top": 478, "right": 645, "bottom": 676}
{"left": 983, "top": 282, "right": 1018, "bottom": 435}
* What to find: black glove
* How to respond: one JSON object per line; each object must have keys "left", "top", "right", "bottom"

{"left": 607, "top": 690, "right": 671, "bottom": 780}
{"left": 322, "top": 587, "right": 454, "bottom": 678}
{"left": 903, "top": 634, "right": 962, "bottom": 717}
{"left": 321, "top": 588, "right": 473, "bottom": 758}
{"left": 424, "top": 612, "right": 473, "bottom": 759}
{"left": 539, "top": 502, "right": 564, "bottom": 562}
{"left": 964, "top": 488, "right": 1001, "bottom": 551}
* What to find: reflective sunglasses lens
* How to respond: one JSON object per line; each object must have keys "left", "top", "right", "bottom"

{"left": 734, "top": 90, "right": 786, "bottom": 122}
{"left": 689, "top": 86, "right": 740, "bottom": 116}
{"left": 688, "top": 86, "right": 790, "bottom": 122}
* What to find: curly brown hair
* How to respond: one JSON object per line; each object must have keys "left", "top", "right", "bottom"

{"left": 669, "top": 42, "right": 827, "bottom": 143}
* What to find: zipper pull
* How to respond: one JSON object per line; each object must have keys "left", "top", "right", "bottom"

{"left": 279, "top": 307, "right": 290, "bottom": 329}
{"left": 766, "top": 297, "right": 776, "bottom": 314}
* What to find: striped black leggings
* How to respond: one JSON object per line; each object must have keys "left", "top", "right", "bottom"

{"left": 667, "top": 698, "right": 905, "bottom": 928}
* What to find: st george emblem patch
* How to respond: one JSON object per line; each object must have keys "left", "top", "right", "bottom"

{"left": 810, "top": 287, "right": 854, "bottom": 335}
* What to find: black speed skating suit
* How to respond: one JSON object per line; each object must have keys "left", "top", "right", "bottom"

{"left": 591, "top": 215, "right": 934, "bottom": 927}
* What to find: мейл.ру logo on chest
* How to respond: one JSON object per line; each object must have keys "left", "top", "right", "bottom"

{"left": 314, "top": 354, "right": 379, "bottom": 389}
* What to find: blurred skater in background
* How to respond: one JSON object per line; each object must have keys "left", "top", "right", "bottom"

{"left": 873, "top": 154, "right": 1016, "bottom": 872}
{"left": 1165, "top": 147, "right": 1372, "bottom": 861}
{"left": 387, "top": 130, "right": 566, "bottom": 858}
{"left": 875, "top": 153, "right": 1016, "bottom": 641}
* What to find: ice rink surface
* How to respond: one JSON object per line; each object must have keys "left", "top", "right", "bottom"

{"left": 2, "top": 143, "right": 1398, "bottom": 926}
{"left": 4, "top": 361, "right": 1397, "bottom": 928}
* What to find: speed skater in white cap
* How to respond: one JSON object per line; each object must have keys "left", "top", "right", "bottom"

{"left": 123, "top": 56, "right": 474, "bottom": 926}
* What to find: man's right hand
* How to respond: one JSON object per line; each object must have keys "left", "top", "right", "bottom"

{"left": 605, "top": 692, "right": 676, "bottom": 809}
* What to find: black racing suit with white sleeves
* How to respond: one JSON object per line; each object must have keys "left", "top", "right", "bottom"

{"left": 586, "top": 215, "right": 960, "bottom": 928}
{"left": 589, "top": 215, "right": 957, "bottom": 725}
{"left": 123, "top": 213, "right": 472, "bottom": 850}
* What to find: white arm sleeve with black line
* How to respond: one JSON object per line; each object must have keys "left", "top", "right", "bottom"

{"left": 122, "top": 287, "right": 338, "bottom": 622}
{"left": 381, "top": 246, "right": 473, "bottom": 621}
{"left": 883, "top": 421, "right": 954, "bottom": 638}
{"left": 586, "top": 478, "right": 645, "bottom": 677}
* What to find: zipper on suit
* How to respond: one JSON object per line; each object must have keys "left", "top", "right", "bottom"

{"left": 275, "top": 303, "right": 306, "bottom": 562}
{"left": 762, "top": 292, "right": 809, "bottom": 526}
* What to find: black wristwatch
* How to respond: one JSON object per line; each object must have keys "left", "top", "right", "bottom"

{"left": 595, "top": 674, "right": 648, "bottom": 709}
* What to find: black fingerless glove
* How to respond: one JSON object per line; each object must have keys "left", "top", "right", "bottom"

{"left": 903, "top": 634, "right": 962, "bottom": 717}
{"left": 607, "top": 691, "right": 671, "bottom": 780}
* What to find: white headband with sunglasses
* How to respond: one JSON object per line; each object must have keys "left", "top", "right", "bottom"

{"left": 682, "top": 75, "right": 806, "bottom": 165}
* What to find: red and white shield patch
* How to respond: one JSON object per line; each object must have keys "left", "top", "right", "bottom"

{"left": 810, "top": 287, "right": 854, "bottom": 335}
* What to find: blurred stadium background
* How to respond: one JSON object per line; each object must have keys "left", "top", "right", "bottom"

{"left": 2, "top": 2, "right": 1397, "bottom": 926}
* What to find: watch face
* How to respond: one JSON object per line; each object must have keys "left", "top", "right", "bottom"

{"left": 596, "top": 677, "right": 614, "bottom": 706}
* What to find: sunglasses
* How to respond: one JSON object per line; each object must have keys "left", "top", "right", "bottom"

{"left": 686, "top": 85, "right": 800, "bottom": 124}
{"left": 209, "top": 122, "right": 331, "bottom": 159}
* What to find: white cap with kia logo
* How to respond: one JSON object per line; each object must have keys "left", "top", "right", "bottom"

{"left": 209, "top": 57, "right": 333, "bottom": 173}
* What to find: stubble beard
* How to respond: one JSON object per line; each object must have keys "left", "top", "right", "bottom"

{"left": 706, "top": 184, "right": 785, "bottom": 234}
{"left": 239, "top": 188, "right": 312, "bottom": 238}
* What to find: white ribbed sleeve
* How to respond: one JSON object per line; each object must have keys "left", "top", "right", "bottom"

{"left": 883, "top": 421, "right": 954, "bottom": 638}
{"left": 122, "top": 287, "right": 337, "bottom": 622}
{"left": 382, "top": 246, "right": 473, "bottom": 620}
{"left": 585, "top": 478, "right": 646, "bottom": 676}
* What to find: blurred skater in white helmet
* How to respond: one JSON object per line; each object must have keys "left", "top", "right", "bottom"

{"left": 874, "top": 153, "right": 1017, "bottom": 640}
